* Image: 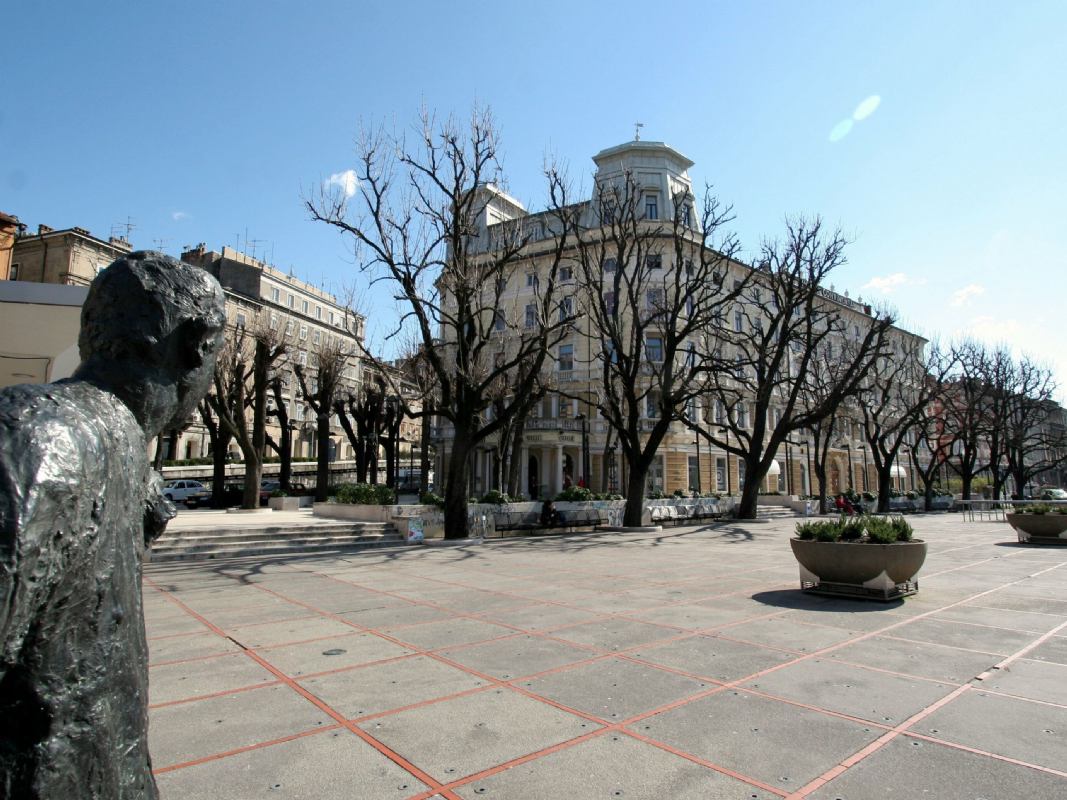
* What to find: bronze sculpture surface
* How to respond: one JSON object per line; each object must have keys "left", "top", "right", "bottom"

{"left": 0, "top": 253, "right": 225, "bottom": 799}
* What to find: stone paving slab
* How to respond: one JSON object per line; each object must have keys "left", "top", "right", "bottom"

{"left": 145, "top": 514, "right": 1067, "bottom": 798}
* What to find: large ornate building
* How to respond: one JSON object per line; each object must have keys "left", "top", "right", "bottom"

{"left": 431, "top": 140, "right": 926, "bottom": 500}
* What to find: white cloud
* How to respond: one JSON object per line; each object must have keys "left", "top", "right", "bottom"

{"left": 324, "top": 169, "right": 359, "bottom": 198}
{"left": 853, "top": 95, "right": 881, "bottom": 121}
{"left": 171, "top": 211, "right": 189, "bottom": 221}
{"left": 950, "top": 283, "right": 985, "bottom": 307}
{"left": 862, "top": 272, "right": 927, "bottom": 294}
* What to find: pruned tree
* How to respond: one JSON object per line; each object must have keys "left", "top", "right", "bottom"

{"left": 208, "top": 318, "right": 288, "bottom": 509}
{"left": 295, "top": 337, "right": 351, "bottom": 501}
{"left": 940, "top": 341, "right": 997, "bottom": 499}
{"left": 907, "top": 347, "right": 957, "bottom": 510}
{"left": 858, "top": 339, "right": 947, "bottom": 512}
{"left": 266, "top": 375, "right": 294, "bottom": 491}
{"left": 307, "top": 107, "right": 575, "bottom": 538}
{"left": 198, "top": 397, "right": 232, "bottom": 509}
{"left": 696, "top": 218, "right": 894, "bottom": 519}
{"left": 1000, "top": 356, "right": 1064, "bottom": 498}
{"left": 568, "top": 173, "right": 745, "bottom": 526}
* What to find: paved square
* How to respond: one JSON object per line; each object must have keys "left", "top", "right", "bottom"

{"left": 146, "top": 514, "right": 1067, "bottom": 798}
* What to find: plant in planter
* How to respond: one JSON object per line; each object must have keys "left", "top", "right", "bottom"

{"left": 556, "top": 485, "right": 594, "bottom": 502}
{"left": 1005, "top": 503, "right": 1067, "bottom": 545}
{"left": 791, "top": 515, "right": 927, "bottom": 601}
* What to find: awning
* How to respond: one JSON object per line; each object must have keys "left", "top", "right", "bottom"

{"left": 889, "top": 465, "right": 907, "bottom": 477}
{"left": 767, "top": 459, "right": 782, "bottom": 476}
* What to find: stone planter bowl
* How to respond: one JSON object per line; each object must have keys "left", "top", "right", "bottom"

{"left": 1006, "top": 512, "right": 1067, "bottom": 544}
{"left": 790, "top": 538, "right": 928, "bottom": 600}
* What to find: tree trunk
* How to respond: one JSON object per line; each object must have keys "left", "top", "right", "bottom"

{"left": 506, "top": 428, "right": 524, "bottom": 498}
{"left": 622, "top": 465, "right": 649, "bottom": 527}
{"left": 210, "top": 429, "right": 232, "bottom": 509}
{"left": 961, "top": 474, "right": 972, "bottom": 500}
{"left": 736, "top": 460, "right": 763, "bottom": 520}
{"left": 420, "top": 409, "right": 431, "bottom": 494}
{"left": 153, "top": 434, "right": 165, "bottom": 470}
{"left": 241, "top": 450, "right": 262, "bottom": 509}
{"left": 876, "top": 469, "right": 891, "bottom": 512}
{"left": 315, "top": 415, "right": 330, "bottom": 501}
{"left": 443, "top": 443, "right": 471, "bottom": 539}
{"left": 279, "top": 425, "right": 293, "bottom": 491}
{"left": 384, "top": 439, "right": 397, "bottom": 489}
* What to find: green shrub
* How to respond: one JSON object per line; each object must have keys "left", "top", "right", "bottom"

{"left": 269, "top": 489, "right": 287, "bottom": 498}
{"left": 796, "top": 520, "right": 841, "bottom": 541}
{"left": 646, "top": 489, "right": 667, "bottom": 500}
{"left": 890, "top": 516, "right": 913, "bottom": 541}
{"left": 864, "top": 517, "right": 897, "bottom": 544}
{"left": 556, "top": 486, "right": 594, "bottom": 502}
{"left": 479, "top": 489, "right": 514, "bottom": 505}
{"left": 419, "top": 491, "right": 445, "bottom": 508}
{"left": 839, "top": 517, "right": 865, "bottom": 541}
{"left": 333, "top": 483, "right": 395, "bottom": 505}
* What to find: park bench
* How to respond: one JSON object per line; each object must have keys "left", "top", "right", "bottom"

{"left": 491, "top": 508, "right": 608, "bottom": 537}
{"left": 648, "top": 503, "right": 723, "bottom": 526}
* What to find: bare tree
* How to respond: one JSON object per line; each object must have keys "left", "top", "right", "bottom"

{"left": 307, "top": 107, "right": 575, "bottom": 538}
{"left": 1000, "top": 357, "right": 1064, "bottom": 497}
{"left": 940, "top": 341, "right": 997, "bottom": 498}
{"left": 208, "top": 319, "right": 288, "bottom": 509}
{"left": 198, "top": 397, "right": 232, "bottom": 508}
{"left": 696, "top": 219, "right": 894, "bottom": 519}
{"left": 858, "top": 339, "right": 947, "bottom": 512}
{"left": 295, "top": 337, "right": 350, "bottom": 501}
{"left": 567, "top": 173, "right": 744, "bottom": 526}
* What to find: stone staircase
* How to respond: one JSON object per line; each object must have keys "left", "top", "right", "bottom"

{"left": 148, "top": 521, "right": 407, "bottom": 562}
{"left": 756, "top": 504, "right": 799, "bottom": 522}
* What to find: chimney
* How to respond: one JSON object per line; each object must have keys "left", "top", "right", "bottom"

{"left": 37, "top": 224, "right": 54, "bottom": 235}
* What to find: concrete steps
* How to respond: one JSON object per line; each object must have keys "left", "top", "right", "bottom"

{"left": 756, "top": 505, "right": 799, "bottom": 521}
{"left": 149, "top": 522, "right": 407, "bottom": 562}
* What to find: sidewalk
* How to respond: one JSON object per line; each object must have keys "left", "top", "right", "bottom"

{"left": 144, "top": 515, "right": 1067, "bottom": 799}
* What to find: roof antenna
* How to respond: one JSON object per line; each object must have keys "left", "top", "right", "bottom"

{"left": 634, "top": 122, "right": 644, "bottom": 141}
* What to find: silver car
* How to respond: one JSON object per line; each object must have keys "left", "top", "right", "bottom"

{"left": 162, "top": 480, "right": 210, "bottom": 506}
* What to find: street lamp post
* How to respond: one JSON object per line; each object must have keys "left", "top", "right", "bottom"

{"left": 718, "top": 426, "right": 732, "bottom": 495}
{"left": 861, "top": 443, "right": 869, "bottom": 492}
{"left": 694, "top": 434, "right": 702, "bottom": 495}
{"left": 575, "top": 412, "right": 589, "bottom": 487}
{"left": 606, "top": 444, "right": 617, "bottom": 494}
{"left": 843, "top": 442, "right": 854, "bottom": 492}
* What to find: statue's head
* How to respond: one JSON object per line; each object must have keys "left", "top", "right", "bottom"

{"left": 78, "top": 252, "right": 226, "bottom": 436}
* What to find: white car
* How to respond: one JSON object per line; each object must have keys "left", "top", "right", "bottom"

{"left": 162, "top": 480, "right": 210, "bottom": 506}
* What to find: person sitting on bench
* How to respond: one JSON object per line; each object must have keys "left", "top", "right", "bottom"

{"left": 541, "top": 499, "right": 562, "bottom": 526}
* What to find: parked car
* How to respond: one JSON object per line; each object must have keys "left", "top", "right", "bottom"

{"left": 162, "top": 480, "right": 210, "bottom": 507}
{"left": 259, "top": 480, "right": 307, "bottom": 504}
{"left": 1035, "top": 487, "right": 1067, "bottom": 500}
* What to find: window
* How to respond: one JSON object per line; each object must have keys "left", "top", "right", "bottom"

{"left": 738, "top": 403, "right": 750, "bottom": 428}
{"left": 235, "top": 312, "right": 247, "bottom": 329}
{"left": 313, "top": 329, "right": 321, "bottom": 345}
{"left": 685, "top": 343, "right": 696, "bottom": 368}
{"left": 526, "top": 273, "right": 540, "bottom": 289}
{"left": 645, "top": 254, "right": 662, "bottom": 270}
{"left": 688, "top": 456, "right": 700, "bottom": 491}
{"left": 646, "top": 336, "right": 663, "bottom": 362}
{"left": 269, "top": 313, "right": 279, "bottom": 330}
{"left": 287, "top": 294, "right": 295, "bottom": 309}
{"left": 716, "top": 457, "right": 727, "bottom": 491}
{"left": 684, "top": 258, "right": 694, "bottom": 277}
{"left": 601, "top": 199, "right": 616, "bottom": 224}
{"left": 559, "top": 296, "right": 574, "bottom": 322}
{"left": 646, "top": 288, "right": 663, "bottom": 310}
{"left": 285, "top": 320, "right": 294, "bottom": 336}
{"left": 271, "top": 287, "right": 280, "bottom": 302}
{"left": 681, "top": 204, "right": 692, "bottom": 227}
{"left": 496, "top": 277, "right": 507, "bottom": 294}
{"left": 525, "top": 304, "right": 536, "bottom": 328}
{"left": 9, "top": 263, "right": 18, "bottom": 280}
{"left": 645, "top": 392, "right": 659, "bottom": 418}
{"left": 559, "top": 266, "right": 573, "bottom": 282}
{"left": 647, "top": 456, "right": 665, "bottom": 493}
{"left": 493, "top": 311, "right": 506, "bottom": 331}
{"left": 558, "top": 344, "right": 574, "bottom": 371}
{"left": 316, "top": 306, "right": 322, "bottom": 320}
{"left": 604, "top": 258, "right": 617, "bottom": 272}
{"left": 604, "top": 291, "right": 616, "bottom": 315}
{"left": 715, "top": 400, "right": 726, "bottom": 424}
{"left": 686, "top": 296, "right": 695, "bottom": 317}
{"left": 298, "top": 351, "right": 308, "bottom": 366}
{"left": 733, "top": 310, "right": 744, "bottom": 332}
{"left": 494, "top": 351, "right": 505, "bottom": 368}
{"left": 645, "top": 194, "right": 659, "bottom": 220}
{"left": 302, "top": 300, "right": 309, "bottom": 314}
{"left": 299, "top": 325, "right": 308, "bottom": 341}
{"left": 734, "top": 353, "right": 745, "bottom": 379}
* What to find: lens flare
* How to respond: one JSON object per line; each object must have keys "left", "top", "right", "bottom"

{"left": 853, "top": 95, "right": 881, "bottom": 121}
{"left": 829, "top": 119, "right": 854, "bottom": 142}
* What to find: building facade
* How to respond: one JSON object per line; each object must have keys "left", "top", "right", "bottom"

{"left": 10, "top": 223, "right": 133, "bottom": 285}
{"left": 432, "top": 140, "right": 926, "bottom": 500}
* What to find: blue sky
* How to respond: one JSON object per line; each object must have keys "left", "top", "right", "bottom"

{"left": 5, "top": 1, "right": 1065, "bottom": 396}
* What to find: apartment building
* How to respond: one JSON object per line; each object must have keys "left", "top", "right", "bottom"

{"left": 432, "top": 139, "right": 925, "bottom": 499}
{"left": 9, "top": 223, "right": 133, "bottom": 285}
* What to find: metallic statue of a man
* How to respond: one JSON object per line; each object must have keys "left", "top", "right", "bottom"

{"left": 0, "top": 252, "right": 225, "bottom": 799}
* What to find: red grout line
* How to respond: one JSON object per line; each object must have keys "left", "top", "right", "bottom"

{"left": 152, "top": 723, "right": 345, "bottom": 774}
{"left": 150, "top": 678, "right": 283, "bottom": 710}
{"left": 145, "top": 544, "right": 1067, "bottom": 798}
{"left": 785, "top": 588, "right": 1067, "bottom": 799}
{"left": 902, "top": 731, "right": 1067, "bottom": 778}
{"left": 970, "top": 687, "right": 1067, "bottom": 711}
{"left": 145, "top": 578, "right": 462, "bottom": 800}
